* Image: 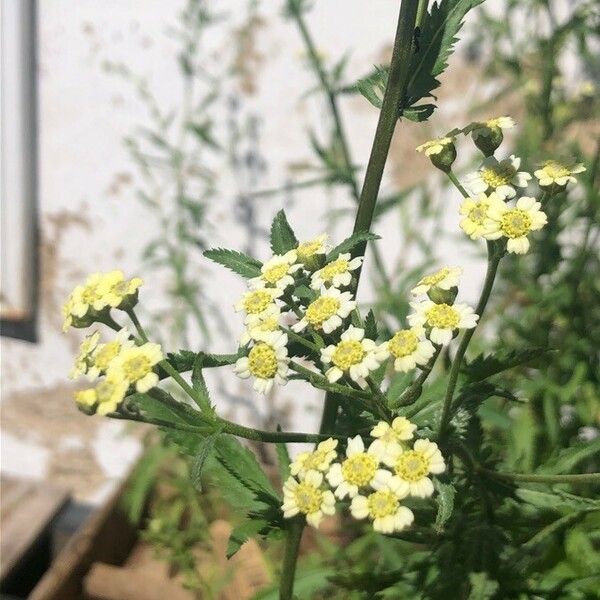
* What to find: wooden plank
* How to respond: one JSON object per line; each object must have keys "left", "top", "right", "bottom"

{"left": 0, "top": 477, "right": 69, "bottom": 581}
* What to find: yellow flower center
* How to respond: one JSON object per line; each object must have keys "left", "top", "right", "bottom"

{"left": 320, "top": 259, "right": 349, "bottom": 282}
{"left": 500, "top": 209, "right": 532, "bottom": 238}
{"left": 248, "top": 343, "right": 278, "bottom": 379}
{"left": 425, "top": 304, "right": 460, "bottom": 329}
{"left": 122, "top": 355, "right": 152, "bottom": 380}
{"left": 395, "top": 450, "right": 429, "bottom": 482}
{"left": 367, "top": 490, "right": 399, "bottom": 518}
{"left": 543, "top": 161, "right": 570, "bottom": 179}
{"left": 94, "top": 342, "right": 121, "bottom": 371}
{"left": 262, "top": 263, "right": 289, "bottom": 284}
{"left": 481, "top": 164, "right": 515, "bottom": 188}
{"left": 332, "top": 340, "right": 365, "bottom": 371}
{"left": 341, "top": 453, "right": 377, "bottom": 486}
{"left": 82, "top": 284, "right": 102, "bottom": 304}
{"left": 243, "top": 290, "right": 273, "bottom": 314}
{"left": 303, "top": 449, "right": 329, "bottom": 471}
{"left": 388, "top": 330, "right": 418, "bottom": 358}
{"left": 420, "top": 267, "right": 451, "bottom": 287}
{"left": 95, "top": 380, "right": 119, "bottom": 405}
{"left": 306, "top": 296, "right": 340, "bottom": 327}
{"left": 294, "top": 482, "right": 323, "bottom": 514}
{"left": 297, "top": 239, "right": 322, "bottom": 259}
{"left": 255, "top": 317, "right": 279, "bottom": 334}
{"left": 468, "top": 204, "right": 488, "bottom": 225}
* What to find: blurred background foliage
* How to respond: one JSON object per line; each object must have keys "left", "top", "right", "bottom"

{"left": 118, "top": 0, "right": 599, "bottom": 597}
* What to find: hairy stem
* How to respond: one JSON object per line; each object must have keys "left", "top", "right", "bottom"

{"left": 482, "top": 469, "right": 600, "bottom": 485}
{"left": 279, "top": 519, "right": 304, "bottom": 600}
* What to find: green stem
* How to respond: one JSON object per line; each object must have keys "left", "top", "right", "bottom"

{"left": 367, "top": 377, "right": 392, "bottom": 419}
{"left": 446, "top": 170, "right": 470, "bottom": 198}
{"left": 482, "top": 469, "right": 600, "bottom": 485}
{"left": 279, "top": 518, "right": 304, "bottom": 600}
{"left": 220, "top": 420, "right": 338, "bottom": 444}
{"left": 283, "top": 328, "right": 320, "bottom": 353}
{"left": 392, "top": 345, "right": 442, "bottom": 409}
{"left": 438, "top": 243, "right": 501, "bottom": 440}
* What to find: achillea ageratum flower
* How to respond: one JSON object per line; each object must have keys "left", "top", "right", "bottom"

{"left": 464, "top": 155, "right": 531, "bottom": 200}
{"left": 374, "top": 439, "right": 446, "bottom": 498}
{"left": 408, "top": 300, "right": 478, "bottom": 345}
{"left": 534, "top": 160, "right": 586, "bottom": 189}
{"left": 416, "top": 136, "right": 456, "bottom": 171}
{"left": 282, "top": 470, "right": 336, "bottom": 528}
{"left": 484, "top": 196, "right": 548, "bottom": 254}
{"left": 87, "top": 328, "right": 135, "bottom": 379}
{"left": 327, "top": 435, "right": 387, "bottom": 499}
{"left": 69, "top": 331, "right": 100, "bottom": 379}
{"left": 235, "top": 288, "right": 283, "bottom": 320}
{"left": 350, "top": 479, "right": 414, "bottom": 534}
{"left": 411, "top": 266, "right": 462, "bottom": 297}
{"left": 459, "top": 193, "right": 500, "bottom": 240}
{"left": 74, "top": 370, "right": 129, "bottom": 416}
{"left": 296, "top": 234, "right": 329, "bottom": 264}
{"left": 249, "top": 251, "right": 302, "bottom": 290}
{"left": 370, "top": 418, "right": 417, "bottom": 465}
{"left": 240, "top": 305, "right": 281, "bottom": 345}
{"left": 310, "top": 253, "right": 362, "bottom": 290}
{"left": 99, "top": 270, "right": 143, "bottom": 308}
{"left": 108, "top": 342, "right": 163, "bottom": 393}
{"left": 290, "top": 438, "right": 338, "bottom": 478}
{"left": 292, "top": 288, "right": 356, "bottom": 334}
{"left": 467, "top": 116, "right": 515, "bottom": 155}
{"left": 320, "top": 325, "right": 388, "bottom": 387}
{"left": 383, "top": 328, "right": 435, "bottom": 373}
{"left": 234, "top": 331, "right": 289, "bottom": 394}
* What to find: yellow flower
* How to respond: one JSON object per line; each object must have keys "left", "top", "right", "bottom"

{"left": 98, "top": 270, "right": 143, "bottom": 308}
{"left": 484, "top": 196, "right": 548, "bottom": 254}
{"left": 292, "top": 288, "right": 356, "bottom": 334}
{"left": 310, "top": 253, "right": 362, "bottom": 290}
{"left": 282, "top": 471, "right": 336, "bottom": 529}
{"left": 235, "top": 288, "right": 283, "bottom": 320}
{"left": 296, "top": 234, "right": 329, "bottom": 262}
{"left": 370, "top": 417, "right": 417, "bottom": 465}
{"left": 321, "top": 325, "right": 388, "bottom": 387}
{"left": 411, "top": 266, "right": 462, "bottom": 296}
{"left": 469, "top": 116, "right": 515, "bottom": 139}
{"left": 459, "top": 193, "right": 499, "bottom": 240}
{"left": 381, "top": 328, "right": 435, "bottom": 373}
{"left": 408, "top": 300, "right": 478, "bottom": 345}
{"left": 326, "top": 435, "right": 388, "bottom": 499}
{"left": 534, "top": 160, "right": 586, "bottom": 189}
{"left": 249, "top": 251, "right": 302, "bottom": 290}
{"left": 416, "top": 136, "right": 454, "bottom": 157}
{"left": 240, "top": 305, "right": 281, "bottom": 345}
{"left": 74, "top": 370, "right": 129, "bottom": 415}
{"left": 290, "top": 438, "right": 338, "bottom": 478}
{"left": 88, "top": 328, "right": 135, "bottom": 378}
{"left": 464, "top": 155, "right": 531, "bottom": 200}
{"left": 108, "top": 342, "right": 163, "bottom": 393}
{"left": 234, "top": 331, "right": 289, "bottom": 394}
{"left": 69, "top": 331, "right": 100, "bottom": 379}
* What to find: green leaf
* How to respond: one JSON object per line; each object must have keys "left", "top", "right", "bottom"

{"left": 191, "top": 353, "right": 215, "bottom": 415}
{"left": 402, "top": 104, "right": 436, "bottom": 122}
{"left": 190, "top": 432, "right": 220, "bottom": 491}
{"left": 434, "top": 480, "right": 456, "bottom": 533}
{"left": 536, "top": 437, "right": 600, "bottom": 475}
{"left": 253, "top": 566, "right": 335, "bottom": 599}
{"left": 355, "top": 65, "right": 387, "bottom": 108}
{"left": 462, "top": 347, "right": 553, "bottom": 382}
{"left": 407, "top": 0, "right": 486, "bottom": 107}
{"left": 516, "top": 488, "right": 600, "bottom": 513}
{"left": 166, "top": 349, "right": 241, "bottom": 373}
{"left": 270, "top": 210, "right": 298, "bottom": 254}
{"left": 467, "top": 572, "right": 499, "bottom": 600}
{"left": 364, "top": 309, "right": 378, "bottom": 340}
{"left": 276, "top": 440, "right": 291, "bottom": 483}
{"left": 204, "top": 248, "right": 262, "bottom": 278}
{"left": 226, "top": 518, "right": 270, "bottom": 558}
{"left": 327, "top": 231, "right": 380, "bottom": 261}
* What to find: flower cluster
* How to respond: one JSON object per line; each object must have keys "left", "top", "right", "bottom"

{"left": 282, "top": 418, "right": 445, "bottom": 533}
{"left": 63, "top": 274, "right": 163, "bottom": 415}
{"left": 416, "top": 116, "right": 586, "bottom": 255}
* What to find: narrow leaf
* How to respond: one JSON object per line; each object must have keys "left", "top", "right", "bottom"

{"left": 270, "top": 210, "right": 298, "bottom": 254}
{"left": 204, "top": 247, "right": 262, "bottom": 278}
{"left": 462, "top": 347, "right": 553, "bottom": 382}
{"left": 190, "top": 432, "right": 219, "bottom": 491}
{"left": 434, "top": 480, "right": 456, "bottom": 532}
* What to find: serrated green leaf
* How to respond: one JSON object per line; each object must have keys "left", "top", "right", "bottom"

{"left": 191, "top": 353, "right": 215, "bottom": 415}
{"left": 402, "top": 103, "right": 436, "bottom": 122}
{"left": 204, "top": 247, "right": 262, "bottom": 278}
{"left": 536, "top": 437, "right": 600, "bottom": 475}
{"left": 166, "top": 349, "right": 241, "bottom": 373}
{"left": 226, "top": 518, "right": 270, "bottom": 558}
{"left": 327, "top": 231, "right": 380, "bottom": 261}
{"left": 462, "top": 347, "right": 553, "bottom": 382}
{"left": 356, "top": 65, "right": 387, "bottom": 109}
{"left": 516, "top": 488, "right": 600, "bottom": 513}
{"left": 467, "top": 572, "right": 499, "bottom": 600}
{"left": 270, "top": 210, "right": 298, "bottom": 254}
{"left": 364, "top": 309, "right": 378, "bottom": 340}
{"left": 407, "top": 0, "right": 486, "bottom": 107}
{"left": 434, "top": 480, "right": 456, "bottom": 532}
{"left": 276, "top": 440, "right": 291, "bottom": 482}
{"left": 190, "top": 432, "right": 220, "bottom": 491}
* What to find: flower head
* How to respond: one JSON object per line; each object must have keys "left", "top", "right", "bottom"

{"left": 108, "top": 342, "right": 163, "bottom": 393}
{"left": 296, "top": 234, "right": 329, "bottom": 263}
{"left": 282, "top": 470, "right": 336, "bottom": 529}
{"left": 459, "top": 193, "right": 500, "bottom": 240}
{"left": 534, "top": 160, "right": 586, "bottom": 189}
{"left": 292, "top": 288, "right": 356, "bottom": 334}
{"left": 350, "top": 478, "right": 413, "bottom": 534}
{"left": 321, "top": 325, "right": 388, "bottom": 387}
{"left": 383, "top": 328, "right": 435, "bottom": 373}
{"left": 416, "top": 137, "right": 457, "bottom": 171}
{"left": 408, "top": 300, "right": 478, "bottom": 345}
{"left": 464, "top": 155, "right": 531, "bottom": 199}
{"left": 374, "top": 439, "right": 445, "bottom": 498}
{"left": 74, "top": 370, "right": 129, "bottom": 416}
{"left": 411, "top": 266, "right": 462, "bottom": 297}
{"left": 235, "top": 288, "right": 283, "bottom": 320}
{"left": 249, "top": 251, "right": 302, "bottom": 290}
{"left": 290, "top": 438, "right": 338, "bottom": 478}
{"left": 69, "top": 331, "right": 100, "bottom": 379}
{"left": 467, "top": 117, "right": 515, "bottom": 155}
{"left": 484, "top": 196, "right": 547, "bottom": 254}
{"left": 234, "top": 330, "right": 289, "bottom": 394}
{"left": 370, "top": 417, "right": 417, "bottom": 465}
{"left": 310, "top": 253, "right": 362, "bottom": 290}
{"left": 240, "top": 305, "right": 281, "bottom": 345}
{"left": 98, "top": 270, "right": 143, "bottom": 308}
{"left": 416, "top": 136, "right": 454, "bottom": 157}
{"left": 326, "top": 435, "right": 387, "bottom": 499}
{"left": 88, "top": 328, "right": 135, "bottom": 379}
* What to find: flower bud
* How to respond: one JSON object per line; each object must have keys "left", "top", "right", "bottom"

{"left": 416, "top": 137, "right": 457, "bottom": 173}
{"left": 427, "top": 285, "right": 458, "bottom": 306}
